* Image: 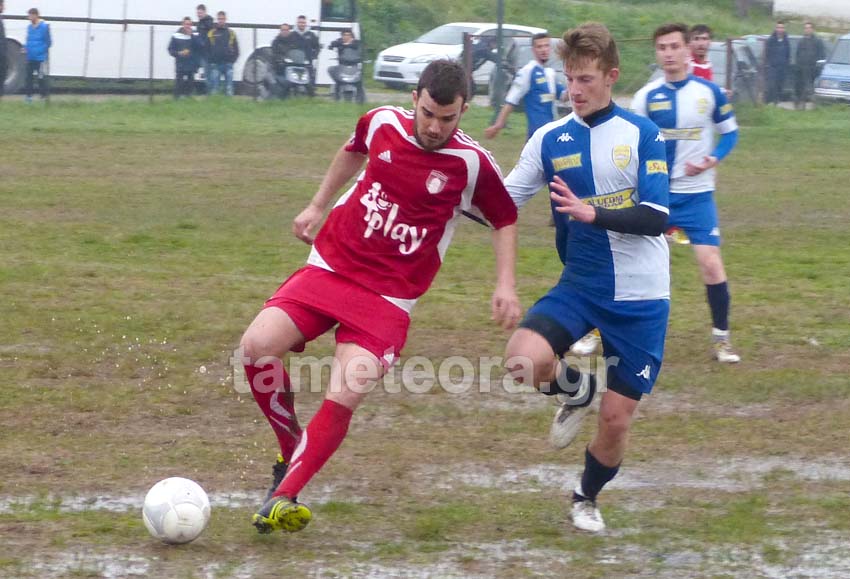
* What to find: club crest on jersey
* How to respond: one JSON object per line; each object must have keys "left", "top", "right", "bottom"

{"left": 612, "top": 145, "right": 631, "bottom": 170}
{"left": 360, "top": 181, "right": 428, "bottom": 255}
{"left": 425, "top": 170, "right": 448, "bottom": 195}
{"left": 696, "top": 97, "right": 709, "bottom": 114}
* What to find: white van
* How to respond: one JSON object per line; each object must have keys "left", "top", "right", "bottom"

{"left": 1, "top": 0, "right": 359, "bottom": 92}
{"left": 373, "top": 22, "right": 546, "bottom": 88}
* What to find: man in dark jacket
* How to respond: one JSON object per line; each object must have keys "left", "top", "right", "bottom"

{"left": 328, "top": 29, "right": 363, "bottom": 101}
{"left": 271, "top": 23, "right": 304, "bottom": 99}
{"left": 207, "top": 11, "right": 239, "bottom": 96}
{"left": 0, "top": 0, "right": 7, "bottom": 98}
{"left": 295, "top": 15, "right": 320, "bottom": 95}
{"left": 195, "top": 4, "right": 214, "bottom": 94}
{"left": 764, "top": 21, "right": 790, "bottom": 105}
{"left": 168, "top": 17, "right": 200, "bottom": 99}
{"left": 795, "top": 22, "right": 825, "bottom": 108}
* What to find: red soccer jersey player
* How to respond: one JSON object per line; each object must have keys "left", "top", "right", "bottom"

{"left": 240, "top": 60, "right": 521, "bottom": 534}
{"left": 688, "top": 24, "right": 713, "bottom": 81}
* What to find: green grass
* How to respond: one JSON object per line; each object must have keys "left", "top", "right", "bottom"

{"left": 1, "top": 97, "right": 849, "bottom": 576}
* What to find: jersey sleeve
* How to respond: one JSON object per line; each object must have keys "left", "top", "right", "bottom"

{"left": 344, "top": 107, "right": 383, "bottom": 155}
{"left": 636, "top": 122, "right": 670, "bottom": 214}
{"left": 471, "top": 155, "right": 518, "bottom": 229}
{"left": 711, "top": 83, "right": 738, "bottom": 134}
{"left": 504, "top": 131, "right": 547, "bottom": 209}
{"left": 505, "top": 64, "right": 532, "bottom": 106}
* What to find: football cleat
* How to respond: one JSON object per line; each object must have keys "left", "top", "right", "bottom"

{"left": 571, "top": 496, "right": 605, "bottom": 533}
{"left": 264, "top": 454, "right": 289, "bottom": 503}
{"left": 712, "top": 328, "right": 741, "bottom": 363}
{"left": 252, "top": 496, "right": 312, "bottom": 534}
{"left": 664, "top": 227, "right": 690, "bottom": 245}
{"left": 550, "top": 373, "right": 597, "bottom": 449}
{"left": 570, "top": 330, "right": 601, "bottom": 357}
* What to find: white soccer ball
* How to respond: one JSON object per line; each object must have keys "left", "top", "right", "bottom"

{"left": 142, "top": 477, "right": 211, "bottom": 544}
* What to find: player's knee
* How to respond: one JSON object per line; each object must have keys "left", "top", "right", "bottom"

{"left": 504, "top": 353, "right": 554, "bottom": 389}
{"left": 597, "top": 406, "right": 632, "bottom": 439}
{"left": 239, "top": 331, "right": 276, "bottom": 364}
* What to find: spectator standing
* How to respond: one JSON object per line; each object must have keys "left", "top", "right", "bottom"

{"left": 295, "top": 15, "right": 320, "bottom": 95}
{"left": 24, "top": 8, "right": 51, "bottom": 102}
{"left": 795, "top": 22, "right": 825, "bottom": 109}
{"left": 207, "top": 10, "right": 239, "bottom": 96}
{"left": 764, "top": 21, "right": 790, "bottom": 105}
{"left": 195, "top": 4, "right": 214, "bottom": 94}
{"left": 169, "top": 17, "right": 200, "bottom": 99}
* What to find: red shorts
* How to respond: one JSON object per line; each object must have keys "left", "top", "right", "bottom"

{"left": 264, "top": 265, "right": 410, "bottom": 368}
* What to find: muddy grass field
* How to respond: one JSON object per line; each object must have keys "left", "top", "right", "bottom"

{"left": 1, "top": 98, "right": 849, "bottom": 578}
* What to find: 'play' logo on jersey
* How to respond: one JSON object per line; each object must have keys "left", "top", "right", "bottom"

{"left": 360, "top": 181, "right": 428, "bottom": 255}
{"left": 425, "top": 170, "right": 448, "bottom": 195}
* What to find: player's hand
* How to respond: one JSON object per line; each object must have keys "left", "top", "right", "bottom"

{"left": 292, "top": 203, "right": 325, "bottom": 245}
{"left": 549, "top": 176, "right": 596, "bottom": 224}
{"left": 684, "top": 155, "right": 717, "bottom": 176}
{"left": 483, "top": 124, "right": 501, "bottom": 139}
{"left": 491, "top": 285, "right": 522, "bottom": 330}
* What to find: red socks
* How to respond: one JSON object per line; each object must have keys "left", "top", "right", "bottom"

{"left": 274, "top": 399, "right": 353, "bottom": 500}
{"left": 245, "top": 360, "right": 301, "bottom": 461}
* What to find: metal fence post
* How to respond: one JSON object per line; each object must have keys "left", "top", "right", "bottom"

{"left": 253, "top": 28, "right": 258, "bottom": 101}
{"left": 149, "top": 25, "right": 154, "bottom": 103}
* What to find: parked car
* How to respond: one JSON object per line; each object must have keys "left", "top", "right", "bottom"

{"left": 488, "top": 36, "right": 570, "bottom": 114}
{"left": 814, "top": 33, "right": 850, "bottom": 104}
{"left": 373, "top": 22, "right": 546, "bottom": 88}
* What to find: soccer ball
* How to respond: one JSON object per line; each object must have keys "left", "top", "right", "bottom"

{"left": 142, "top": 477, "right": 211, "bottom": 544}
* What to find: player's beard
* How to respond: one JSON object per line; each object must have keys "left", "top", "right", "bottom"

{"left": 413, "top": 115, "right": 455, "bottom": 152}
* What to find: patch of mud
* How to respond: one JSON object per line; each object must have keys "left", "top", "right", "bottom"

{"left": 29, "top": 553, "right": 150, "bottom": 579}
{"left": 422, "top": 455, "right": 850, "bottom": 494}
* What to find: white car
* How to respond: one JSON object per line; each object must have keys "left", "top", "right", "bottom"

{"left": 373, "top": 22, "right": 546, "bottom": 88}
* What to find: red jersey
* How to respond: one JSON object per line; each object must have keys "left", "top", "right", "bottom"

{"left": 308, "top": 106, "right": 517, "bottom": 312}
{"left": 689, "top": 56, "right": 713, "bottom": 81}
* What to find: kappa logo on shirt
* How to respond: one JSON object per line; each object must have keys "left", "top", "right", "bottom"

{"left": 651, "top": 93, "right": 667, "bottom": 100}
{"left": 378, "top": 150, "right": 392, "bottom": 163}
{"left": 557, "top": 132, "right": 574, "bottom": 143}
{"left": 360, "top": 181, "right": 428, "bottom": 255}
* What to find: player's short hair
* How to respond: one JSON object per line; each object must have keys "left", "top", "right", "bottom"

{"left": 28, "top": 7, "right": 39, "bottom": 15}
{"left": 196, "top": 4, "right": 206, "bottom": 10}
{"left": 558, "top": 23, "right": 619, "bottom": 73}
{"left": 531, "top": 32, "right": 550, "bottom": 43}
{"left": 653, "top": 23, "right": 690, "bottom": 44}
{"left": 416, "top": 59, "right": 469, "bottom": 105}
{"left": 690, "top": 24, "right": 712, "bottom": 38}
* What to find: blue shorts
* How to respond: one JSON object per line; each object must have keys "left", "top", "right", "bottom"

{"left": 522, "top": 284, "right": 669, "bottom": 396}
{"left": 668, "top": 191, "right": 720, "bottom": 246}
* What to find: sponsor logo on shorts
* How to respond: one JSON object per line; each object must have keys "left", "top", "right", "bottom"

{"left": 661, "top": 127, "right": 703, "bottom": 141}
{"left": 552, "top": 153, "right": 582, "bottom": 171}
{"left": 360, "top": 181, "right": 427, "bottom": 255}
{"left": 646, "top": 160, "right": 668, "bottom": 175}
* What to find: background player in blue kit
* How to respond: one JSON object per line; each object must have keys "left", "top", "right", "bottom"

{"left": 632, "top": 23, "right": 740, "bottom": 363}
{"left": 502, "top": 23, "right": 670, "bottom": 533}
{"left": 485, "top": 33, "right": 565, "bottom": 140}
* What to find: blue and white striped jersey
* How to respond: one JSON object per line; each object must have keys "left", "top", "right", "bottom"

{"left": 505, "top": 61, "right": 565, "bottom": 138}
{"left": 632, "top": 75, "right": 737, "bottom": 194}
{"left": 506, "top": 104, "right": 671, "bottom": 302}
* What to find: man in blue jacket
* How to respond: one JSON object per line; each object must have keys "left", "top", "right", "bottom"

{"left": 25, "top": 7, "right": 51, "bottom": 101}
{"left": 169, "top": 17, "right": 201, "bottom": 99}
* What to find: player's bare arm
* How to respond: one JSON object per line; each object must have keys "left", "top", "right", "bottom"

{"left": 484, "top": 103, "right": 515, "bottom": 139}
{"left": 490, "top": 223, "right": 521, "bottom": 330}
{"left": 684, "top": 155, "right": 718, "bottom": 177}
{"left": 548, "top": 176, "right": 596, "bottom": 223}
{"left": 293, "top": 145, "right": 367, "bottom": 244}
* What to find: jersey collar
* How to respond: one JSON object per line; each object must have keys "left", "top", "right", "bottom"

{"left": 577, "top": 101, "right": 616, "bottom": 128}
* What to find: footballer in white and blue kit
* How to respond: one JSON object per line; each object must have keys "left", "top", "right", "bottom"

{"left": 503, "top": 23, "right": 670, "bottom": 534}
{"left": 633, "top": 23, "right": 741, "bottom": 363}
{"left": 485, "top": 33, "right": 565, "bottom": 140}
